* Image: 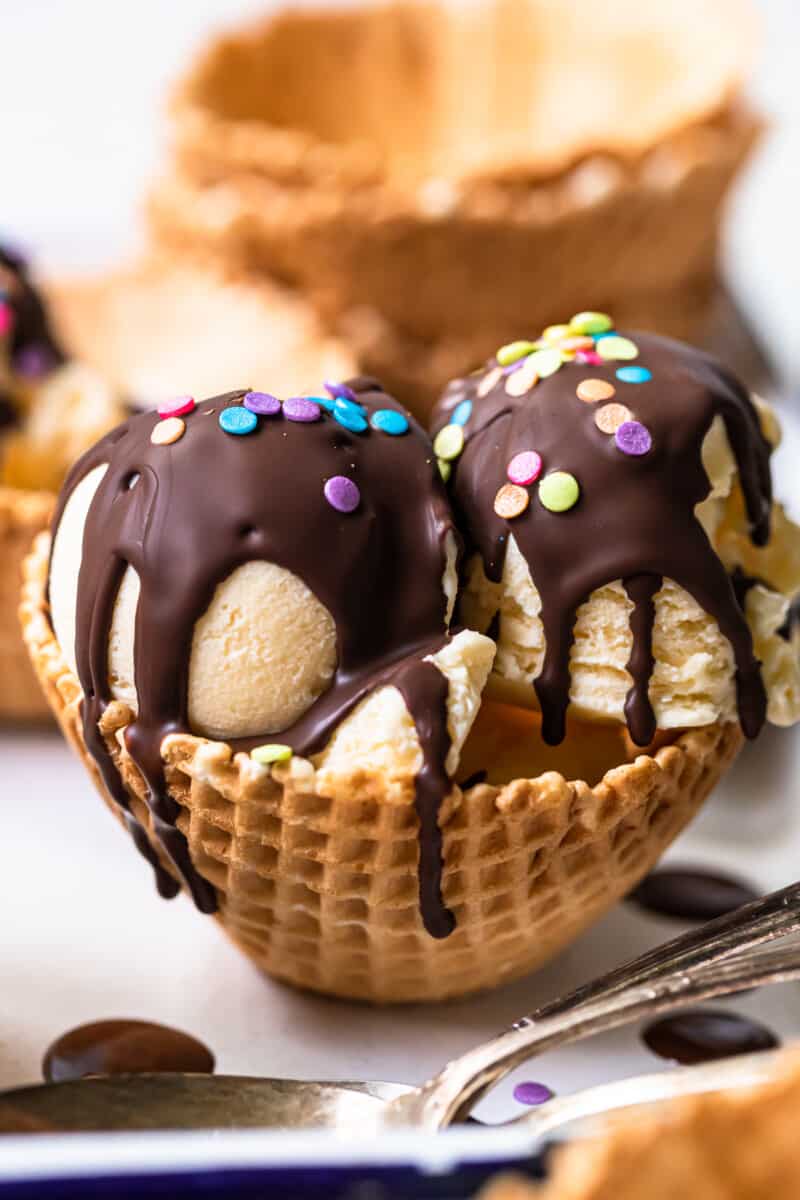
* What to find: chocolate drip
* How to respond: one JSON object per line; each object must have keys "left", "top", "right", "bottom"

{"left": 52, "top": 388, "right": 458, "bottom": 936}
{"left": 623, "top": 575, "right": 661, "bottom": 747}
{"left": 642, "top": 1009, "right": 779, "bottom": 1065}
{"left": 434, "top": 332, "right": 772, "bottom": 745}
{"left": 43, "top": 1020, "right": 214, "bottom": 1083}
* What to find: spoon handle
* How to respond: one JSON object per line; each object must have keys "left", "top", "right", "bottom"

{"left": 385, "top": 880, "right": 800, "bottom": 1129}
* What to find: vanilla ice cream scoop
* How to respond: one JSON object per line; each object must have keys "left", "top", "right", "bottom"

{"left": 432, "top": 318, "right": 800, "bottom": 745}
{"left": 48, "top": 381, "right": 492, "bottom": 936}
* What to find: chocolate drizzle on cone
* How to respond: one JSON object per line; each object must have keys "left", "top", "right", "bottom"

{"left": 434, "top": 331, "right": 772, "bottom": 746}
{"left": 51, "top": 386, "right": 458, "bottom": 937}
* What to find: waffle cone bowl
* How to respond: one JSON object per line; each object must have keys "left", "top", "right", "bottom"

{"left": 22, "top": 531, "right": 743, "bottom": 1003}
{"left": 150, "top": 0, "right": 760, "bottom": 402}
{"left": 0, "top": 487, "right": 53, "bottom": 721}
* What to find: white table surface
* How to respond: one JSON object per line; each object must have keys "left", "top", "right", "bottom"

{"left": 1, "top": 0, "right": 800, "bottom": 1136}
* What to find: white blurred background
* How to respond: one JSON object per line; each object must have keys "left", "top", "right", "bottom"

{"left": 0, "top": 0, "right": 797, "bottom": 381}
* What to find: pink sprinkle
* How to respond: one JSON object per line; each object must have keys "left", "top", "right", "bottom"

{"left": 0, "top": 302, "right": 14, "bottom": 337}
{"left": 507, "top": 450, "right": 543, "bottom": 486}
{"left": 158, "top": 395, "right": 195, "bottom": 419}
{"left": 575, "top": 350, "right": 603, "bottom": 366}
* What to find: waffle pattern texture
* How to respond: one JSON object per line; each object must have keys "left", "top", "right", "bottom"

{"left": 23, "top": 532, "right": 742, "bottom": 1002}
{"left": 1, "top": 487, "right": 53, "bottom": 720}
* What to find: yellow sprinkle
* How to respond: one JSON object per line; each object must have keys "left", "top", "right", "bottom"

{"left": 251, "top": 744, "right": 292, "bottom": 765}
{"left": 569, "top": 311, "right": 613, "bottom": 335}
{"left": 150, "top": 417, "right": 186, "bottom": 446}
{"left": 528, "top": 349, "right": 562, "bottom": 378}
{"left": 438, "top": 458, "right": 452, "bottom": 482}
{"left": 478, "top": 367, "right": 503, "bottom": 397}
{"left": 494, "top": 483, "right": 530, "bottom": 520}
{"left": 433, "top": 424, "right": 465, "bottom": 461}
{"left": 542, "top": 324, "right": 571, "bottom": 344}
{"left": 597, "top": 335, "right": 638, "bottom": 362}
{"left": 497, "top": 341, "right": 538, "bottom": 367}
{"left": 594, "top": 402, "right": 633, "bottom": 434}
{"left": 505, "top": 359, "right": 539, "bottom": 397}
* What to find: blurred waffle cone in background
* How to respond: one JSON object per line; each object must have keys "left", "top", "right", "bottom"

{"left": 482, "top": 1050, "right": 800, "bottom": 1200}
{"left": 147, "top": 0, "right": 762, "bottom": 414}
{"left": 46, "top": 257, "right": 355, "bottom": 405}
{"left": 0, "top": 487, "right": 53, "bottom": 720}
{"left": 22, "top": 531, "right": 742, "bottom": 1003}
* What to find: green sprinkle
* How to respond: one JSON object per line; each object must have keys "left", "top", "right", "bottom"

{"left": 497, "top": 340, "right": 538, "bottom": 367}
{"left": 437, "top": 458, "right": 452, "bottom": 482}
{"left": 433, "top": 424, "right": 465, "bottom": 461}
{"left": 597, "top": 335, "right": 638, "bottom": 362}
{"left": 251, "top": 744, "right": 292, "bottom": 766}
{"left": 527, "top": 348, "right": 562, "bottom": 378}
{"left": 538, "top": 471, "right": 580, "bottom": 513}
{"left": 570, "top": 311, "right": 613, "bottom": 335}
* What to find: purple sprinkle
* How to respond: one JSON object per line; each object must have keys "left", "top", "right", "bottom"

{"left": 325, "top": 380, "right": 358, "bottom": 404}
{"left": 615, "top": 420, "right": 653, "bottom": 457}
{"left": 324, "top": 475, "right": 360, "bottom": 514}
{"left": 13, "top": 343, "right": 55, "bottom": 378}
{"left": 244, "top": 391, "right": 281, "bottom": 417}
{"left": 513, "top": 1082, "right": 554, "bottom": 1106}
{"left": 284, "top": 397, "right": 322, "bottom": 423}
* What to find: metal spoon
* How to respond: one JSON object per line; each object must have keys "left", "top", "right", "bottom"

{"left": 3, "top": 880, "right": 800, "bottom": 1133}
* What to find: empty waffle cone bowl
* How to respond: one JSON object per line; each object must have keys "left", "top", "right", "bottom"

{"left": 22, "top": 531, "right": 742, "bottom": 1003}
{"left": 151, "top": 0, "right": 760, "bottom": 375}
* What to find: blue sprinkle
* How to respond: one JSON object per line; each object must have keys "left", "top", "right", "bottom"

{"left": 593, "top": 330, "right": 616, "bottom": 341}
{"left": 616, "top": 365, "right": 653, "bottom": 384}
{"left": 219, "top": 406, "right": 258, "bottom": 436}
{"left": 313, "top": 396, "right": 337, "bottom": 413}
{"left": 451, "top": 399, "right": 473, "bottom": 426}
{"left": 333, "top": 407, "right": 368, "bottom": 434}
{"left": 335, "top": 396, "right": 368, "bottom": 418}
{"left": 370, "top": 408, "right": 409, "bottom": 436}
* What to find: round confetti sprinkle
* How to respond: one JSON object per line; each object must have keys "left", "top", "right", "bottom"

{"left": 151, "top": 417, "right": 186, "bottom": 446}
{"left": 559, "top": 336, "right": 594, "bottom": 354}
{"left": 333, "top": 408, "right": 368, "bottom": 434}
{"left": 528, "top": 348, "right": 562, "bottom": 378}
{"left": 494, "top": 483, "right": 530, "bottom": 520}
{"left": 284, "top": 397, "right": 322, "bottom": 423}
{"left": 497, "top": 340, "right": 537, "bottom": 367}
{"left": 513, "top": 1082, "right": 554, "bottom": 1106}
{"left": 575, "top": 350, "right": 603, "bottom": 366}
{"left": 335, "top": 396, "right": 367, "bottom": 417}
{"left": 505, "top": 359, "right": 539, "bottom": 397}
{"left": 595, "top": 402, "right": 634, "bottom": 434}
{"left": 13, "top": 344, "right": 54, "bottom": 378}
{"left": 251, "top": 744, "right": 292, "bottom": 766}
{"left": 597, "top": 336, "right": 638, "bottom": 362}
{"left": 616, "top": 365, "right": 653, "bottom": 384}
{"left": 539, "top": 471, "right": 580, "bottom": 513}
{"left": 219, "top": 406, "right": 258, "bottom": 436}
{"left": 158, "top": 395, "right": 195, "bottom": 419}
{"left": 325, "top": 381, "right": 358, "bottom": 403}
{"left": 438, "top": 458, "right": 451, "bottom": 483}
{"left": 542, "top": 324, "right": 571, "bottom": 344}
{"left": 616, "top": 420, "right": 653, "bottom": 456}
{"left": 324, "top": 475, "right": 361, "bottom": 513}
{"left": 0, "top": 303, "right": 14, "bottom": 336}
{"left": 451, "top": 399, "right": 473, "bottom": 426}
{"left": 244, "top": 391, "right": 281, "bottom": 416}
{"left": 370, "top": 408, "right": 409, "bottom": 436}
{"left": 433, "top": 424, "right": 465, "bottom": 461}
{"left": 576, "top": 378, "right": 615, "bottom": 404}
{"left": 507, "top": 450, "right": 542, "bottom": 486}
{"left": 478, "top": 367, "right": 503, "bottom": 398}
{"left": 570, "top": 311, "right": 613, "bottom": 335}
